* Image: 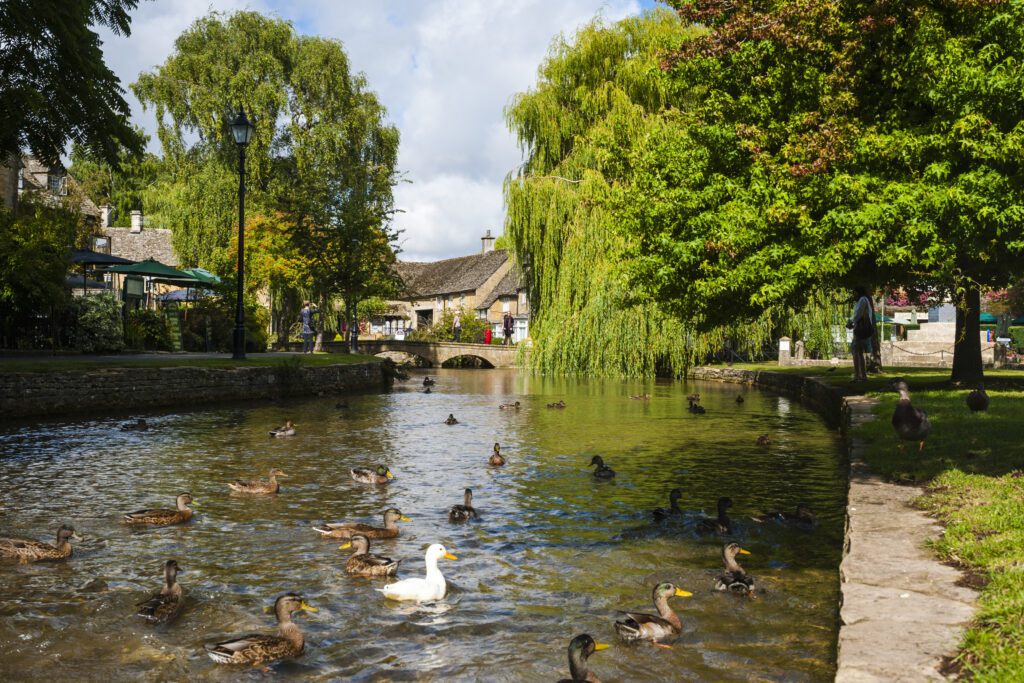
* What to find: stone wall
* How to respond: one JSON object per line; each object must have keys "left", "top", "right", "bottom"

{"left": 0, "top": 361, "right": 391, "bottom": 420}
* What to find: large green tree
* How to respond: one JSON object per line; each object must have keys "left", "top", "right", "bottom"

{"left": 134, "top": 11, "right": 401, "bottom": 346}
{"left": 68, "top": 135, "right": 163, "bottom": 226}
{"left": 0, "top": 0, "right": 144, "bottom": 165}
{"left": 621, "top": 0, "right": 1024, "bottom": 381}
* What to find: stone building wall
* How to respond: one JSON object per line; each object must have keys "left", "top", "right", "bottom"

{"left": 0, "top": 360, "right": 391, "bottom": 420}
{"left": 0, "top": 153, "right": 18, "bottom": 211}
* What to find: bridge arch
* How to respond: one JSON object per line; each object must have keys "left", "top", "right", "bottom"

{"left": 440, "top": 354, "right": 495, "bottom": 369}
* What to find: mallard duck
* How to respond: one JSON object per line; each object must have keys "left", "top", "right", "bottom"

{"left": 339, "top": 534, "right": 400, "bottom": 577}
{"left": 653, "top": 488, "right": 683, "bottom": 521}
{"left": 752, "top": 504, "right": 816, "bottom": 526}
{"left": 350, "top": 464, "right": 393, "bottom": 484}
{"left": 630, "top": 393, "right": 651, "bottom": 401}
{"left": 312, "top": 508, "right": 409, "bottom": 540}
{"left": 696, "top": 497, "right": 732, "bottom": 535}
{"left": 423, "top": 376, "right": 435, "bottom": 387}
{"left": 735, "top": 394, "right": 745, "bottom": 404}
{"left": 715, "top": 542, "right": 754, "bottom": 594}
{"left": 229, "top": 468, "right": 287, "bottom": 494}
{"left": 424, "top": 387, "right": 432, "bottom": 394}
{"left": 489, "top": 442, "right": 506, "bottom": 467}
{"left": 269, "top": 420, "right": 295, "bottom": 437}
{"left": 124, "top": 493, "right": 195, "bottom": 526}
{"left": 499, "top": 401, "right": 521, "bottom": 410}
{"left": 589, "top": 455, "right": 615, "bottom": 479}
{"left": 892, "top": 380, "right": 931, "bottom": 451}
{"left": 687, "top": 398, "right": 706, "bottom": 414}
{"left": 205, "top": 593, "right": 317, "bottom": 666}
{"left": 546, "top": 400, "right": 566, "bottom": 409}
{"left": 136, "top": 559, "right": 184, "bottom": 624}
{"left": 614, "top": 582, "right": 693, "bottom": 643}
{"left": 120, "top": 418, "right": 148, "bottom": 432}
{"left": 0, "top": 524, "right": 80, "bottom": 563}
{"left": 755, "top": 435, "right": 771, "bottom": 448}
{"left": 445, "top": 413, "right": 459, "bottom": 425}
{"left": 556, "top": 634, "right": 609, "bottom": 683}
{"left": 448, "top": 488, "right": 478, "bottom": 522}
{"left": 966, "top": 383, "right": 989, "bottom": 413}
{"left": 377, "top": 543, "right": 457, "bottom": 602}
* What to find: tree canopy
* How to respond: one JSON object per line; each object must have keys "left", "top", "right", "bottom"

{"left": 0, "top": 0, "right": 144, "bottom": 165}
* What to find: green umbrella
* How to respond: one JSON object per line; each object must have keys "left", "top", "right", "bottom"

{"left": 105, "top": 258, "right": 197, "bottom": 280}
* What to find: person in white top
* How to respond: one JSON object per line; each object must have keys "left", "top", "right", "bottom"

{"left": 848, "top": 286, "right": 874, "bottom": 381}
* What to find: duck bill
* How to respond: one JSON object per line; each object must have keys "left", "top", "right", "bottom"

{"left": 338, "top": 542, "right": 352, "bottom": 550}
{"left": 399, "top": 516, "right": 412, "bottom": 522}
{"left": 300, "top": 601, "right": 318, "bottom": 612}
{"left": 593, "top": 643, "right": 610, "bottom": 651}
{"left": 443, "top": 552, "right": 458, "bottom": 561}
{"left": 738, "top": 548, "right": 751, "bottom": 555}
{"left": 675, "top": 588, "right": 693, "bottom": 597}
{"left": 71, "top": 532, "right": 83, "bottom": 541}
{"left": 386, "top": 471, "right": 394, "bottom": 479}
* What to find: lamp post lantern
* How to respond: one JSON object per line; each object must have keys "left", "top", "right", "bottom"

{"left": 229, "top": 107, "right": 255, "bottom": 360}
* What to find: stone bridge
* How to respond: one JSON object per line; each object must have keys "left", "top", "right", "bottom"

{"left": 356, "top": 339, "right": 520, "bottom": 368}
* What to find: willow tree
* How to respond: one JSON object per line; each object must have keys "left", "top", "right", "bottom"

{"left": 505, "top": 11, "right": 743, "bottom": 376}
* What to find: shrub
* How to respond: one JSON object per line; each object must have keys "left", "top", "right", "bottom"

{"left": 126, "top": 308, "right": 172, "bottom": 351}
{"left": 68, "top": 293, "right": 124, "bottom": 352}
{"left": 411, "top": 307, "right": 489, "bottom": 343}
{"left": 1009, "top": 326, "right": 1024, "bottom": 352}
{"left": 180, "top": 296, "right": 268, "bottom": 352}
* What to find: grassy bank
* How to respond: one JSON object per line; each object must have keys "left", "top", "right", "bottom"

{"left": 834, "top": 368, "right": 1024, "bottom": 680}
{"left": 0, "top": 352, "right": 382, "bottom": 374}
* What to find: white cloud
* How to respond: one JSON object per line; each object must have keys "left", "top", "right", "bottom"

{"left": 101, "top": 0, "right": 643, "bottom": 261}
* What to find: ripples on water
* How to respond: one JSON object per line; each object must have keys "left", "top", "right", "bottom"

{"left": 0, "top": 370, "right": 846, "bottom": 681}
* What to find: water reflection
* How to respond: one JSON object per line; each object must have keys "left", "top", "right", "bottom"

{"left": 0, "top": 369, "right": 844, "bottom": 681}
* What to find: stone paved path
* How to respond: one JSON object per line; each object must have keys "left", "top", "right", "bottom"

{"left": 836, "top": 396, "right": 978, "bottom": 682}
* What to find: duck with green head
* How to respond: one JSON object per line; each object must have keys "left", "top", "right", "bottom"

{"left": 205, "top": 593, "right": 317, "bottom": 666}
{"left": 350, "top": 464, "right": 393, "bottom": 484}
{"left": 556, "top": 634, "right": 609, "bottom": 683}
{"left": 614, "top": 582, "right": 692, "bottom": 643}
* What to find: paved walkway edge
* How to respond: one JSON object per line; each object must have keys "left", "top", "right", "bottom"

{"left": 689, "top": 367, "right": 977, "bottom": 682}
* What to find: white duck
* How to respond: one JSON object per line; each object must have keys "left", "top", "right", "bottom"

{"left": 377, "top": 543, "right": 457, "bottom": 602}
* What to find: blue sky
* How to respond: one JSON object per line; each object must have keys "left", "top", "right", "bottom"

{"left": 101, "top": 1, "right": 665, "bottom": 261}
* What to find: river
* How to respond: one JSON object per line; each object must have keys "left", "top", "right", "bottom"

{"left": 0, "top": 368, "right": 845, "bottom": 681}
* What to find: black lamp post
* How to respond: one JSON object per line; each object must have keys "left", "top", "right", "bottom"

{"left": 229, "top": 107, "right": 255, "bottom": 360}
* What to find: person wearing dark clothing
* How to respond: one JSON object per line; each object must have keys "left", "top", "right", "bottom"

{"left": 502, "top": 311, "right": 514, "bottom": 346}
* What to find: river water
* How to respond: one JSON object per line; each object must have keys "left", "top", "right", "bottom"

{"left": 0, "top": 369, "right": 845, "bottom": 682}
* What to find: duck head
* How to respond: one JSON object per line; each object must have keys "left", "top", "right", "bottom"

{"left": 376, "top": 464, "right": 394, "bottom": 479}
{"left": 340, "top": 534, "right": 370, "bottom": 554}
{"left": 589, "top": 455, "right": 606, "bottom": 468}
{"left": 384, "top": 508, "right": 411, "bottom": 525}
{"left": 176, "top": 493, "right": 195, "bottom": 510}
{"left": 274, "top": 593, "right": 317, "bottom": 622}
{"left": 426, "top": 543, "right": 458, "bottom": 563}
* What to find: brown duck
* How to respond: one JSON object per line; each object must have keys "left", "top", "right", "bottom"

{"left": 0, "top": 524, "right": 80, "bottom": 563}
{"left": 312, "top": 508, "right": 409, "bottom": 540}
{"left": 136, "top": 559, "right": 185, "bottom": 624}
{"left": 339, "top": 534, "right": 400, "bottom": 577}
{"left": 489, "top": 442, "right": 506, "bottom": 467}
{"left": 229, "top": 468, "right": 287, "bottom": 494}
{"left": 124, "top": 493, "right": 195, "bottom": 526}
{"left": 205, "top": 593, "right": 317, "bottom": 666}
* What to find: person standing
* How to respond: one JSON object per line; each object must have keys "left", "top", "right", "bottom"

{"left": 299, "top": 301, "right": 317, "bottom": 354}
{"left": 452, "top": 308, "right": 462, "bottom": 343}
{"left": 848, "top": 286, "right": 874, "bottom": 382}
{"left": 503, "top": 311, "right": 514, "bottom": 346}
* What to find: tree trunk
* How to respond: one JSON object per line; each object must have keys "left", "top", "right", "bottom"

{"left": 951, "top": 286, "right": 983, "bottom": 383}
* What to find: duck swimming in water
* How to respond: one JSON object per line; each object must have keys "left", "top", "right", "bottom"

{"left": 229, "top": 468, "right": 287, "bottom": 494}
{"left": 136, "top": 559, "right": 184, "bottom": 625}
{"left": 445, "top": 414, "right": 459, "bottom": 425}
{"left": 546, "top": 400, "right": 566, "bottom": 409}
{"left": 556, "top": 634, "right": 609, "bottom": 683}
{"left": 755, "top": 435, "right": 771, "bottom": 448}
{"left": 499, "top": 401, "right": 521, "bottom": 410}
{"left": 339, "top": 534, "right": 400, "bottom": 577}
{"left": 448, "top": 488, "right": 478, "bottom": 522}
{"left": 653, "top": 488, "right": 683, "bottom": 521}
{"left": 0, "top": 524, "right": 80, "bottom": 563}
{"left": 687, "top": 396, "right": 706, "bottom": 414}
{"left": 715, "top": 542, "right": 754, "bottom": 594}
{"left": 423, "top": 376, "right": 435, "bottom": 387}
{"left": 205, "top": 593, "right": 317, "bottom": 666}
{"left": 489, "top": 442, "right": 506, "bottom": 467}
{"left": 892, "top": 380, "right": 931, "bottom": 452}
{"left": 614, "top": 582, "right": 692, "bottom": 643}
{"left": 313, "top": 508, "right": 409, "bottom": 540}
{"left": 120, "top": 418, "right": 148, "bottom": 432}
{"left": 377, "top": 543, "right": 457, "bottom": 602}
{"left": 589, "top": 455, "right": 616, "bottom": 479}
{"left": 350, "top": 464, "right": 393, "bottom": 484}
{"left": 269, "top": 420, "right": 296, "bottom": 437}
{"left": 124, "top": 493, "right": 195, "bottom": 526}
{"left": 696, "top": 497, "right": 733, "bottom": 535}
{"left": 752, "top": 503, "right": 816, "bottom": 526}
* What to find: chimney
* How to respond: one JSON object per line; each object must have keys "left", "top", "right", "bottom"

{"left": 130, "top": 210, "right": 143, "bottom": 233}
{"left": 100, "top": 204, "right": 113, "bottom": 228}
{"left": 481, "top": 229, "right": 495, "bottom": 254}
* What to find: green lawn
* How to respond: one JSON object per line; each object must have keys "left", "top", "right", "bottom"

{"left": 0, "top": 352, "right": 383, "bottom": 374}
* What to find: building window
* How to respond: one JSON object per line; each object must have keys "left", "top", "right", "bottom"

{"left": 460, "top": 294, "right": 465, "bottom": 306}
{"left": 48, "top": 174, "right": 67, "bottom": 196}
{"left": 519, "top": 292, "right": 527, "bottom": 306}
{"left": 92, "top": 236, "right": 110, "bottom": 254}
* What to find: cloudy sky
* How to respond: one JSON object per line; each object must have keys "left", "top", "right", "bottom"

{"left": 98, "top": 0, "right": 659, "bottom": 261}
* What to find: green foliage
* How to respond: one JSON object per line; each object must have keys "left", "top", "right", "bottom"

{"left": 0, "top": 199, "right": 78, "bottom": 347}
{"left": 413, "top": 307, "right": 489, "bottom": 343}
{"left": 180, "top": 294, "right": 268, "bottom": 353}
{"left": 125, "top": 308, "right": 171, "bottom": 351}
{"left": 1009, "top": 326, "right": 1024, "bottom": 352}
{"left": 68, "top": 293, "right": 125, "bottom": 352}
{"left": 0, "top": 0, "right": 143, "bottom": 165}
{"left": 68, "top": 136, "right": 164, "bottom": 227}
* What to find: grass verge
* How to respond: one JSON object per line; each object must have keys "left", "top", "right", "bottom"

{"left": 0, "top": 352, "right": 382, "bottom": 374}
{"left": 842, "top": 368, "right": 1024, "bottom": 680}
